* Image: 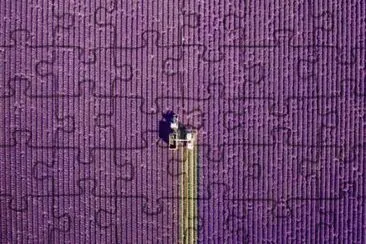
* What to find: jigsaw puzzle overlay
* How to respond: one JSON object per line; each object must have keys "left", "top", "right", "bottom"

{"left": 1, "top": 0, "right": 365, "bottom": 243}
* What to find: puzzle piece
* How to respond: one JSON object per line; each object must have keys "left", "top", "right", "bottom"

{"left": 282, "top": 196, "right": 366, "bottom": 243}
{"left": 164, "top": 43, "right": 269, "bottom": 100}
{"left": 0, "top": 157, "right": 71, "bottom": 243}
{"left": 110, "top": 31, "right": 185, "bottom": 114}
{"left": 0, "top": 77, "right": 73, "bottom": 147}
{"left": 32, "top": 146, "right": 133, "bottom": 198}
{"left": 0, "top": 193, "right": 71, "bottom": 243}
{"left": 162, "top": 45, "right": 211, "bottom": 100}
{"left": 113, "top": 138, "right": 181, "bottom": 215}
{"left": 196, "top": 183, "right": 249, "bottom": 243}
{"left": 0, "top": 130, "right": 51, "bottom": 210}
{"left": 0, "top": 36, "right": 53, "bottom": 98}
{"left": 96, "top": 97, "right": 160, "bottom": 150}
{"left": 52, "top": 0, "right": 115, "bottom": 49}
{"left": 95, "top": 196, "right": 179, "bottom": 243}
{"left": 35, "top": 48, "right": 132, "bottom": 97}
{"left": 94, "top": 0, "right": 184, "bottom": 48}
{"left": 55, "top": 80, "right": 112, "bottom": 163}
{"left": 48, "top": 178, "right": 120, "bottom": 243}
{"left": 217, "top": 134, "right": 307, "bottom": 201}
{"left": 233, "top": 45, "right": 349, "bottom": 112}
{"left": 180, "top": 0, "right": 246, "bottom": 61}
{"left": 0, "top": 1, "right": 54, "bottom": 47}
{"left": 307, "top": 0, "right": 366, "bottom": 48}
{"left": 275, "top": 97, "right": 339, "bottom": 147}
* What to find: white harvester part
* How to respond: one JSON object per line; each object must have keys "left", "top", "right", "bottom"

{"left": 186, "top": 132, "right": 195, "bottom": 150}
{"left": 168, "top": 115, "right": 197, "bottom": 150}
{"left": 170, "top": 121, "right": 179, "bottom": 130}
{"left": 170, "top": 115, "right": 179, "bottom": 130}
